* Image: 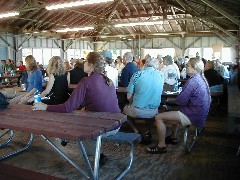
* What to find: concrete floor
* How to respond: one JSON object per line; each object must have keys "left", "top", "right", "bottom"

{"left": 0, "top": 105, "right": 240, "bottom": 180}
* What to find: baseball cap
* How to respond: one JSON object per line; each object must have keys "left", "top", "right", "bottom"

{"left": 102, "top": 50, "right": 112, "bottom": 61}
{"left": 163, "top": 55, "right": 173, "bottom": 64}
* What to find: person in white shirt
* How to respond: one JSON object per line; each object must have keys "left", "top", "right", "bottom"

{"left": 161, "top": 55, "right": 179, "bottom": 86}
{"left": 102, "top": 50, "right": 118, "bottom": 89}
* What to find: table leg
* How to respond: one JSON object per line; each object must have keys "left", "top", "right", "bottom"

{"left": 93, "top": 135, "right": 102, "bottom": 180}
{"left": 0, "top": 129, "right": 14, "bottom": 146}
{"left": 0, "top": 133, "right": 34, "bottom": 160}
{"left": 78, "top": 141, "right": 94, "bottom": 178}
{"left": 41, "top": 135, "right": 90, "bottom": 179}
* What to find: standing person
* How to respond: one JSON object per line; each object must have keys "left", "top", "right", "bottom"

{"left": 123, "top": 58, "right": 165, "bottom": 144}
{"left": 33, "top": 52, "right": 120, "bottom": 165}
{"left": 147, "top": 58, "right": 211, "bottom": 154}
{"left": 9, "top": 55, "right": 42, "bottom": 104}
{"left": 28, "top": 56, "right": 70, "bottom": 105}
{"left": 102, "top": 50, "right": 118, "bottom": 89}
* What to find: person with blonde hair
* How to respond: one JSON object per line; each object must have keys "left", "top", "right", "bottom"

{"left": 33, "top": 52, "right": 120, "bottom": 165}
{"left": 9, "top": 55, "right": 42, "bottom": 104}
{"left": 147, "top": 57, "right": 211, "bottom": 154}
{"left": 28, "top": 56, "right": 70, "bottom": 105}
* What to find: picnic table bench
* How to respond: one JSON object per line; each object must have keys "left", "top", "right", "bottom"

{"left": 0, "top": 104, "right": 127, "bottom": 179}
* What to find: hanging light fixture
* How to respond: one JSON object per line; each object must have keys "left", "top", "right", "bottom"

{"left": 0, "top": 11, "right": 19, "bottom": 19}
{"left": 56, "top": 27, "right": 94, "bottom": 32}
{"left": 46, "top": 0, "right": 114, "bottom": 10}
{"left": 114, "top": 21, "right": 163, "bottom": 27}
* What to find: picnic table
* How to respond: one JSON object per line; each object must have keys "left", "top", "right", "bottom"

{"left": 0, "top": 104, "right": 127, "bottom": 179}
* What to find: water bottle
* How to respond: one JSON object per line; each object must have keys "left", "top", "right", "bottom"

{"left": 174, "top": 78, "right": 179, "bottom": 92}
{"left": 10, "top": 70, "right": 14, "bottom": 76}
{"left": 34, "top": 90, "right": 41, "bottom": 103}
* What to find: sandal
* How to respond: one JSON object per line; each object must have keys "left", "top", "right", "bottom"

{"left": 165, "top": 136, "right": 178, "bottom": 145}
{"left": 147, "top": 145, "right": 167, "bottom": 154}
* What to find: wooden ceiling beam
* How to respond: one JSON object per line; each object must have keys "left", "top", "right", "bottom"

{"left": 106, "top": 0, "right": 123, "bottom": 22}
{"left": 200, "top": 0, "right": 240, "bottom": 26}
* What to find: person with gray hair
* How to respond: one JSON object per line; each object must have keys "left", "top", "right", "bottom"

{"left": 145, "top": 57, "right": 159, "bottom": 69}
{"left": 161, "top": 55, "right": 180, "bottom": 89}
{"left": 123, "top": 57, "right": 165, "bottom": 144}
{"left": 118, "top": 52, "right": 138, "bottom": 88}
{"left": 117, "top": 52, "right": 138, "bottom": 111}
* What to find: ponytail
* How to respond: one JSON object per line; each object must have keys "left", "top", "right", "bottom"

{"left": 201, "top": 71, "right": 212, "bottom": 102}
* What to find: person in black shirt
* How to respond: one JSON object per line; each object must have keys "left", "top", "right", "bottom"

{"left": 69, "top": 60, "right": 87, "bottom": 84}
{"left": 204, "top": 60, "right": 224, "bottom": 92}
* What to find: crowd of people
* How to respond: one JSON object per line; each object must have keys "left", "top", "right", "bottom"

{"left": 0, "top": 51, "right": 238, "bottom": 163}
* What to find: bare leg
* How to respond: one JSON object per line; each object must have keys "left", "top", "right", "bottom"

{"left": 127, "top": 118, "right": 139, "bottom": 133}
{"left": 155, "top": 118, "right": 167, "bottom": 147}
{"left": 155, "top": 111, "right": 181, "bottom": 148}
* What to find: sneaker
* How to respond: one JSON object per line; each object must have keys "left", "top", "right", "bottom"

{"left": 165, "top": 136, "right": 178, "bottom": 145}
{"left": 99, "top": 154, "right": 108, "bottom": 166}
{"left": 147, "top": 145, "right": 167, "bottom": 154}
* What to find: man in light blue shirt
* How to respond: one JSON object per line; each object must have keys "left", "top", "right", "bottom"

{"left": 123, "top": 57, "right": 164, "bottom": 143}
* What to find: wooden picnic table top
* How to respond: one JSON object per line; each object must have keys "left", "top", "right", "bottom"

{"left": 0, "top": 104, "right": 126, "bottom": 141}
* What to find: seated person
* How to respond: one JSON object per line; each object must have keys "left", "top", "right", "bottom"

{"left": 161, "top": 55, "right": 180, "bottom": 91}
{"left": 28, "top": 56, "right": 70, "bottom": 105}
{"left": 147, "top": 58, "right": 211, "bottom": 154}
{"left": 117, "top": 52, "right": 138, "bottom": 111}
{"left": 123, "top": 58, "right": 164, "bottom": 144}
{"left": 7, "top": 55, "right": 42, "bottom": 104}
{"left": 215, "top": 59, "right": 230, "bottom": 80}
{"left": 5, "top": 59, "right": 16, "bottom": 74}
{"left": 102, "top": 50, "right": 118, "bottom": 89}
{"left": 115, "top": 56, "right": 124, "bottom": 76}
{"left": 17, "top": 60, "right": 27, "bottom": 86}
{"left": 0, "top": 61, "right": 3, "bottom": 77}
{"left": 33, "top": 52, "right": 120, "bottom": 165}
{"left": 69, "top": 60, "right": 87, "bottom": 84}
{"left": 204, "top": 60, "right": 224, "bottom": 92}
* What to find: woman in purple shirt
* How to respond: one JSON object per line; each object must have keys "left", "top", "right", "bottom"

{"left": 147, "top": 57, "right": 211, "bottom": 154}
{"left": 33, "top": 52, "right": 120, "bottom": 164}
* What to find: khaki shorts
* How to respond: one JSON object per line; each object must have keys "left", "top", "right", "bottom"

{"left": 178, "top": 111, "right": 192, "bottom": 127}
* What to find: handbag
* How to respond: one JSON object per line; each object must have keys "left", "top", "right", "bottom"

{"left": 0, "top": 92, "right": 9, "bottom": 110}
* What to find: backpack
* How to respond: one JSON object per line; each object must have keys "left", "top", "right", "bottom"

{"left": 0, "top": 92, "right": 9, "bottom": 110}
